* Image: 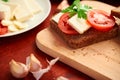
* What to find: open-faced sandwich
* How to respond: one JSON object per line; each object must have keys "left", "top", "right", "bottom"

{"left": 50, "top": 0, "right": 119, "bottom": 49}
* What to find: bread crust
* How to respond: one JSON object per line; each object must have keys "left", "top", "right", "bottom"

{"left": 111, "top": 6, "right": 120, "bottom": 18}
{"left": 50, "top": 20, "right": 119, "bottom": 48}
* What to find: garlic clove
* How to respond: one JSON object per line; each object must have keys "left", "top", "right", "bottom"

{"left": 26, "top": 54, "right": 42, "bottom": 72}
{"left": 9, "top": 59, "right": 29, "bottom": 78}
{"left": 31, "top": 57, "right": 59, "bottom": 80}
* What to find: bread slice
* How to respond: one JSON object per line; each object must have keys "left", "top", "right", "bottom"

{"left": 50, "top": 20, "right": 119, "bottom": 49}
{"left": 111, "top": 6, "right": 120, "bottom": 18}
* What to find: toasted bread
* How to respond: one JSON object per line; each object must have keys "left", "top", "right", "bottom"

{"left": 50, "top": 20, "right": 119, "bottom": 48}
{"left": 111, "top": 6, "right": 120, "bottom": 18}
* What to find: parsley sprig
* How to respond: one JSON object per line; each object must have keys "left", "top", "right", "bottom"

{"left": 61, "top": 0, "right": 92, "bottom": 19}
{"left": 2, "top": 0, "right": 9, "bottom": 2}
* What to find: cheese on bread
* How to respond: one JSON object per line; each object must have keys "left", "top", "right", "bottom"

{"left": 52, "top": 13, "right": 63, "bottom": 23}
{"left": 68, "top": 15, "right": 91, "bottom": 34}
{"left": 52, "top": 13, "right": 91, "bottom": 34}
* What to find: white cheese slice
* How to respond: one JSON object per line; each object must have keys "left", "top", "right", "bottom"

{"left": 68, "top": 15, "right": 91, "bottom": 34}
{"left": 2, "top": 0, "right": 33, "bottom": 22}
{"left": 25, "top": 0, "right": 42, "bottom": 14}
{"left": 0, "top": 3, "right": 11, "bottom": 20}
{"left": 13, "top": 21, "right": 28, "bottom": 29}
{"left": 3, "top": 3, "right": 19, "bottom": 20}
{"left": 1, "top": 20, "right": 13, "bottom": 26}
{"left": 0, "top": 0, "right": 42, "bottom": 22}
{"left": 52, "top": 12, "right": 63, "bottom": 23}
{"left": 8, "top": 24, "right": 19, "bottom": 32}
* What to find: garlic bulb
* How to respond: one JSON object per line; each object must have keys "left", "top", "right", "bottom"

{"left": 26, "top": 54, "right": 42, "bottom": 72}
{"left": 9, "top": 59, "right": 29, "bottom": 78}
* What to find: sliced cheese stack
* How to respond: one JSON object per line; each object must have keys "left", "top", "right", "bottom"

{"left": 52, "top": 13, "right": 91, "bottom": 34}
{"left": 0, "top": 0, "right": 41, "bottom": 22}
{"left": 9, "top": 0, "right": 33, "bottom": 22}
{"left": 0, "top": 0, "right": 42, "bottom": 33}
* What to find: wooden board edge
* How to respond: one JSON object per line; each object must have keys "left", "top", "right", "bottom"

{"left": 36, "top": 28, "right": 111, "bottom": 80}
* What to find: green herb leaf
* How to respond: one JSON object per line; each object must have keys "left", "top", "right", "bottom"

{"left": 61, "top": 0, "right": 92, "bottom": 19}
{"left": 2, "top": 0, "right": 9, "bottom": 2}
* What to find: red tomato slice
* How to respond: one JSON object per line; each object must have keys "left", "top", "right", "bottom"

{"left": 87, "top": 9, "right": 115, "bottom": 31}
{"left": 0, "top": 23, "right": 8, "bottom": 35}
{"left": 58, "top": 13, "right": 78, "bottom": 34}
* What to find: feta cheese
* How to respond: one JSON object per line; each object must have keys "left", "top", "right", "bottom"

{"left": 8, "top": 25, "right": 19, "bottom": 32}
{"left": 3, "top": 3, "right": 19, "bottom": 20}
{"left": 1, "top": 20, "right": 13, "bottom": 26}
{"left": 13, "top": 21, "right": 28, "bottom": 29}
{"left": 25, "top": 0, "right": 42, "bottom": 14}
{"left": 52, "top": 13, "right": 63, "bottom": 23}
{"left": 68, "top": 15, "right": 91, "bottom": 34}
{"left": 0, "top": 3, "right": 11, "bottom": 20}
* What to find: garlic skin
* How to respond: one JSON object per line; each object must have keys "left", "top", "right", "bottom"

{"left": 32, "top": 57, "right": 59, "bottom": 80}
{"left": 9, "top": 59, "right": 29, "bottom": 78}
{"left": 26, "top": 54, "right": 42, "bottom": 72}
{"left": 9, "top": 54, "right": 59, "bottom": 80}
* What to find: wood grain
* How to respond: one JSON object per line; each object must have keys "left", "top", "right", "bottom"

{"left": 36, "top": 1, "right": 120, "bottom": 80}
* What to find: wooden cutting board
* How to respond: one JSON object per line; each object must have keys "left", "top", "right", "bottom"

{"left": 36, "top": 1, "right": 120, "bottom": 80}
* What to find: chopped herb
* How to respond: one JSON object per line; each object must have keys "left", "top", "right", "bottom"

{"left": 2, "top": 0, "right": 9, "bottom": 2}
{"left": 61, "top": 0, "right": 92, "bottom": 19}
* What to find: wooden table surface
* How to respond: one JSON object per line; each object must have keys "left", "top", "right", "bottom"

{"left": 0, "top": 0, "right": 119, "bottom": 80}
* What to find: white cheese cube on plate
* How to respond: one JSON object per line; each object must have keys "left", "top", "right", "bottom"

{"left": 1, "top": 20, "right": 13, "bottom": 26}
{"left": 8, "top": 24, "right": 19, "bottom": 32}
{"left": 68, "top": 15, "right": 91, "bottom": 34}
{"left": 2, "top": 0, "right": 33, "bottom": 22}
{"left": 0, "top": 3, "right": 11, "bottom": 20}
{"left": 25, "top": 0, "right": 42, "bottom": 14}
{"left": 13, "top": 21, "right": 28, "bottom": 29}
{"left": 3, "top": 3, "right": 19, "bottom": 20}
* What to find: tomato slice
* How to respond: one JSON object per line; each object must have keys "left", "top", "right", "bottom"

{"left": 58, "top": 13, "right": 78, "bottom": 34}
{"left": 87, "top": 9, "right": 115, "bottom": 31}
{"left": 0, "top": 22, "right": 8, "bottom": 35}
